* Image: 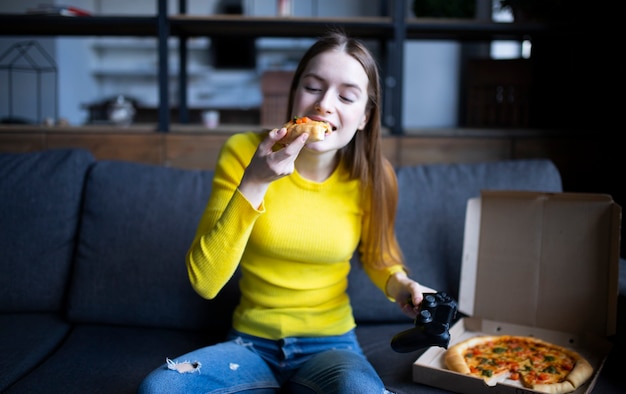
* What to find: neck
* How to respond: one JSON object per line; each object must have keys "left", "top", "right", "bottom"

{"left": 295, "top": 150, "right": 339, "bottom": 182}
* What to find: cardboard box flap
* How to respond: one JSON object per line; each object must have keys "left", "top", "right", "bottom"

{"left": 459, "top": 190, "right": 621, "bottom": 337}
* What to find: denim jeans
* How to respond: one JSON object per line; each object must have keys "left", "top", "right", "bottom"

{"left": 138, "top": 329, "right": 390, "bottom": 394}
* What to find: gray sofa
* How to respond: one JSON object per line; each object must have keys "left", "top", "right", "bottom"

{"left": 1, "top": 148, "right": 624, "bottom": 393}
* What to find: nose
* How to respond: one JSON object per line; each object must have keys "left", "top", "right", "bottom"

{"left": 315, "top": 94, "right": 333, "bottom": 114}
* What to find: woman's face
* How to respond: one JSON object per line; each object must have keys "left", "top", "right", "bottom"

{"left": 291, "top": 49, "right": 370, "bottom": 152}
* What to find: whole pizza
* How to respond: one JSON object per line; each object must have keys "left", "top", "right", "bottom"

{"left": 444, "top": 335, "right": 594, "bottom": 394}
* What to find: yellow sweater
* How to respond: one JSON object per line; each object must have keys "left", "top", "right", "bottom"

{"left": 186, "top": 132, "right": 404, "bottom": 340}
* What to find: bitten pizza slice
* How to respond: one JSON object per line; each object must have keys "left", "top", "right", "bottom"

{"left": 279, "top": 116, "right": 333, "bottom": 144}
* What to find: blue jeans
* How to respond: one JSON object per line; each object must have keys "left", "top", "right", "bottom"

{"left": 138, "top": 329, "right": 390, "bottom": 394}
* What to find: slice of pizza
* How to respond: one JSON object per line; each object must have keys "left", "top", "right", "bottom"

{"left": 279, "top": 116, "right": 333, "bottom": 144}
{"left": 444, "top": 335, "right": 594, "bottom": 394}
{"left": 444, "top": 335, "right": 511, "bottom": 386}
{"left": 516, "top": 340, "right": 594, "bottom": 394}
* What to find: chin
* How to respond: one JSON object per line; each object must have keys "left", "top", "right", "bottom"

{"left": 302, "top": 140, "right": 332, "bottom": 152}
{"left": 303, "top": 141, "right": 325, "bottom": 150}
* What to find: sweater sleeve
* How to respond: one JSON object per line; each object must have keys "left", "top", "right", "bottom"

{"left": 186, "top": 132, "right": 263, "bottom": 299}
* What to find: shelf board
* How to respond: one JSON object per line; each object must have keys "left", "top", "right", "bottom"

{"left": 169, "top": 15, "right": 394, "bottom": 38}
{"left": 0, "top": 14, "right": 158, "bottom": 36}
{"left": 0, "top": 13, "right": 578, "bottom": 42}
{"left": 91, "top": 69, "right": 208, "bottom": 78}
{"left": 404, "top": 18, "right": 577, "bottom": 41}
{"left": 91, "top": 37, "right": 209, "bottom": 49}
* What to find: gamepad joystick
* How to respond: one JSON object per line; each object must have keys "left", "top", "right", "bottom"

{"left": 390, "top": 292, "right": 458, "bottom": 353}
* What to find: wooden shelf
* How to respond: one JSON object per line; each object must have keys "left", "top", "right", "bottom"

{"left": 0, "top": 124, "right": 569, "bottom": 137}
{"left": 0, "top": 125, "right": 599, "bottom": 174}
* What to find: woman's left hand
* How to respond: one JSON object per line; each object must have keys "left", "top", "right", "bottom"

{"left": 387, "top": 271, "right": 437, "bottom": 319}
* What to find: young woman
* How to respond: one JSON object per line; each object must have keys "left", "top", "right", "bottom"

{"left": 139, "top": 29, "right": 432, "bottom": 394}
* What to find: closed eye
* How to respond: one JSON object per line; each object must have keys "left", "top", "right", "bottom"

{"left": 339, "top": 95, "right": 355, "bottom": 103}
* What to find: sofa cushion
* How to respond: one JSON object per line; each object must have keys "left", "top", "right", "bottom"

{"left": 0, "top": 148, "right": 94, "bottom": 312}
{"left": 349, "top": 159, "right": 563, "bottom": 323}
{"left": 67, "top": 160, "right": 240, "bottom": 332}
{"left": 0, "top": 313, "right": 71, "bottom": 392}
{"left": 3, "top": 324, "right": 211, "bottom": 394}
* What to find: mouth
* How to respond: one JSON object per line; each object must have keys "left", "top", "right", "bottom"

{"left": 309, "top": 116, "right": 336, "bottom": 131}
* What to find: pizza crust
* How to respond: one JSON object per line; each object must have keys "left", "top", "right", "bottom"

{"left": 444, "top": 335, "right": 594, "bottom": 394}
{"left": 530, "top": 355, "right": 594, "bottom": 394}
{"left": 444, "top": 336, "right": 485, "bottom": 374}
{"left": 531, "top": 381, "right": 576, "bottom": 394}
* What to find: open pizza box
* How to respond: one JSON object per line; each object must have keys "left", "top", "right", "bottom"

{"left": 413, "top": 190, "right": 622, "bottom": 394}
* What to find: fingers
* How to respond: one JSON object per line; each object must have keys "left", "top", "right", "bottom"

{"left": 260, "top": 127, "right": 287, "bottom": 150}
{"left": 267, "top": 127, "right": 308, "bottom": 154}
{"left": 399, "top": 297, "right": 419, "bottom": 319}
{"left": 272, "top": 127, "right": 287, "bottom": 140}
{"left": 395, "top": 278, "right": 439, "bottom": 319}
{"left": 411, "top": 288, "right": 425, "bottom": 308}
{"left": 248, "top": 128, "right": 308, "bottom": 180}
{"left": 420, "top": 284, "right": 438, "bottom": 294}
{"left": 283, "top": 132, "right": 308, "bottom": 153}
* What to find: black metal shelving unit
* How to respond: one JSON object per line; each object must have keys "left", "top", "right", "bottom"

{"left": 0, "top": 0, "right": 566, "bottom": 134}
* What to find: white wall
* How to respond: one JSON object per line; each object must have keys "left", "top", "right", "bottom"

{"left": 57, "top": 38, "right": 98, "bottom": 125}
{"left": 402, "top": 41, "right": 461, "bottom": 129}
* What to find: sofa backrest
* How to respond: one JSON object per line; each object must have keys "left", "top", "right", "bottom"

{"left": 0, "top": 149, "right": 95, "bottom": 313}
{"left": 349, "top": 159, "right": 563, "bottom": 323}
{"left": 66, "top": 159, "right": 239, "bottom": 333}
{"left": 63, "top": 154, "right": 562, "bottom": 331}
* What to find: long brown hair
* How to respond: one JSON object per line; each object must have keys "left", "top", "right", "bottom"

{"left": 287, "top": 29, "right": 405, "bottom": 270}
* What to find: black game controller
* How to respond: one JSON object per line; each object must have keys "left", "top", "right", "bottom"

{"left": 390, "top": 292, "right": 458, "bottom": 353}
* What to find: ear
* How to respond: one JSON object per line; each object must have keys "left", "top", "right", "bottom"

{"left": 357, "top": 111, "right": 369, "bottom": 131}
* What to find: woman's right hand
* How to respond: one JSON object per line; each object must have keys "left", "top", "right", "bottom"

{"left": 238, "top": 127, "right": 308, "bottom": 208}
